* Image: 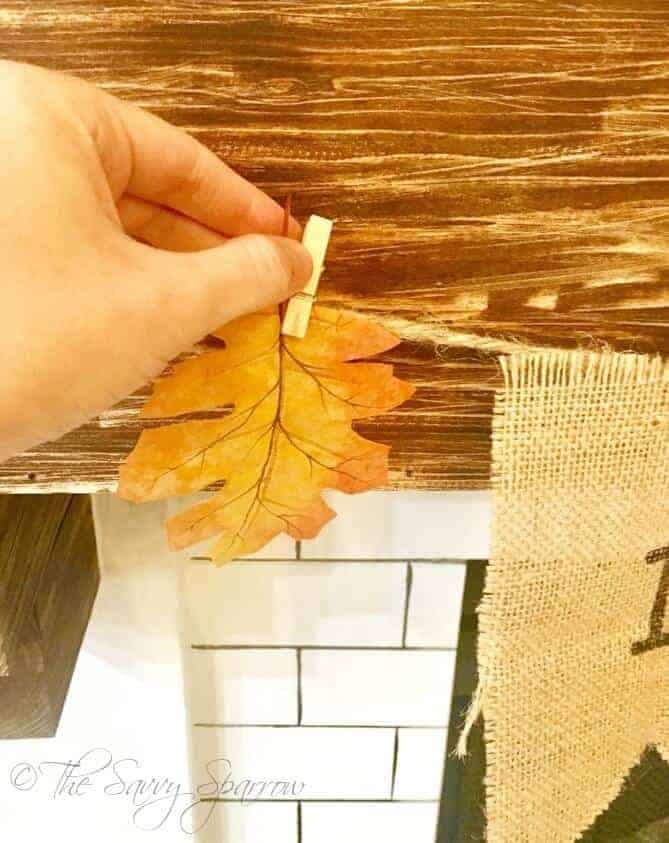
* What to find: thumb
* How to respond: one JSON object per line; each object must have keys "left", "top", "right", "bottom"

{"left": 150, "top": 233, "right": 313, "bottom": 339}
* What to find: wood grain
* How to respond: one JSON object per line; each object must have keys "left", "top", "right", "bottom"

{"left": 0, "top": 0, "right": 668, "bottom": 490}
{"left": 0, "top": 494, "right": 99, "bottom": 738}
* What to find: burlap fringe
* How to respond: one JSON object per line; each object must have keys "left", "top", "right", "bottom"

{"left": 454, "top": 348, "right": 669, "bottom": 760}
{"left": 455, "top": 681, "right": 486, "bottom": 758}
{"left": 499, "top": 347, "right": 669, "bottom": 392}
{"left": 375, "top": 314, "right": 527, "bottom": 356}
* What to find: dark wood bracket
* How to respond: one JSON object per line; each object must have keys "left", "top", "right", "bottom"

{"left": 0, "top": 494, "right": 99, "bottom": 738}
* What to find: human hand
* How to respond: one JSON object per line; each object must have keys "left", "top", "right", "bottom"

{"left": 0, "top": 61, "right": 312, "bottom": 461}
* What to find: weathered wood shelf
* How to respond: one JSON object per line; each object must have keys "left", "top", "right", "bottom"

{"left": 1, "top": 0, "right": 668, "bottom": 491}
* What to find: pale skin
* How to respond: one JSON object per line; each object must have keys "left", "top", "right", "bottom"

{"left": 0, "top": 61, "right": 313, "bottom": 461}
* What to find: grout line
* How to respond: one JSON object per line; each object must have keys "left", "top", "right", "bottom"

{"left": 390, "top": 727, "right": 399, "bottom": 799}
{"left": 297, "top": 648, "right": 303, "bottom": 725}
{"left": 297, "top": 800, "right": 302, "bottom": 843}
{"left": 190, "top": 556, "right": 473, "bottom": 564}
{"left": 193, "top": 724, "right": 448, "bottom": 730}
{"left": 191, "top": 644, "right": 456, "bottom": 652}
{"left": 401, "top": 562, "right": 413, "bottom": 648}
{"left": 201, "top": 798, "right": 438, "bottom": 804}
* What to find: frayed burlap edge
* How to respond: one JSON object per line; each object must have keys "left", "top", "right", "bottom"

{"left": 456, "top": 349, "right": 669, "bottom": 840}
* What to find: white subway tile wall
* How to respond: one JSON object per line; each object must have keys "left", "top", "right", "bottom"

{"left": 300, "top": 649, "right": 456, "bottom": 726}
{"left": 301, "top": 802, "right": 441, "bottom": 843}
{"left": 407, "top": 562, "right": 468, "bottom": 648}
{"left": 188, "top": 802, "right": 298, "bottom": 843}
{"left": 190, "top": 726, "right": 395, "bottom": 800}
{"left": 393, "top": 729, "right": 449, "bottom": 800}
{"left": 181, "top": 490, "right": 489, "bottom": 843}
{"left": 300, "top": 490, "right": 491, "bottom": 559}
{"left": 183, "top": 561, "right": 407, "bottom": 647}
{"left": 186, "top": 648, "right": 298, "bottom": 725}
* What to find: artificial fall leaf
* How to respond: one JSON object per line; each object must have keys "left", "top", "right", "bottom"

{"left": 117, "top": 305, "right": 414, "bottom": 563}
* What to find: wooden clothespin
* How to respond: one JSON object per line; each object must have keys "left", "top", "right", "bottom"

{"left": 281, "top": 214, "right": 333, "bottom": 338}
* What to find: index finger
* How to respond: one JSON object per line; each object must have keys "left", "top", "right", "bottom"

{"left": 102, "top": 92, "right": 301, "bottom": 239}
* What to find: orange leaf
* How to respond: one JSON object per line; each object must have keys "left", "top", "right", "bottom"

{"left": 117, "top": 306, "right": 415, "bottom": 563}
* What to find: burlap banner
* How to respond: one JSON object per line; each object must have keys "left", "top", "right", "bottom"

{"left": 468, "top": 350, "right": 669, "bottom": 841}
